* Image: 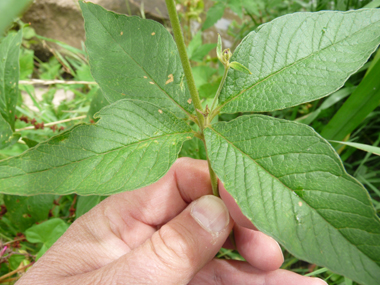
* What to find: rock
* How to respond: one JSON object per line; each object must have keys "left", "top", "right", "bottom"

{"left": 21, "top": 86, "right": 75, "bottom": 113}
{"left": 22, "top": 0, "right": 168, "bottom": 51}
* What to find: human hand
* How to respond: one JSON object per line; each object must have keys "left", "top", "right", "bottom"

{"left": 17, "top": 158, "right": 327, "bottom": 285}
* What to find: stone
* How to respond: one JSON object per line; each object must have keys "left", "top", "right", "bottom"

{"left": 22, "top": 0, "right": 168, "bottom": 51}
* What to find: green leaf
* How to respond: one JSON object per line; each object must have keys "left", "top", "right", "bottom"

{"left": 88, "top": 89, "right": 110, "bottom": 121}
{"left": 0, "top": 30, "right": 22, "bottom": 130}
{"left": 202, "top": 2, "right": 226, "bottom": 30}
{"left": 3, "top": 194, "right": 55, "bottom": 232}
{"left": 76, "top": 195, "right": 102, "bottom": 218}
{"left": 8, "top": 254, "right": 25, "bottom": 270}
{"left": 80, "top": 2, "right": 193, "bottom": 118}
{"left": 217, "top": 34, "right": 223, "bottom": 60}
{"left": 192, "top": 66, "right": 217, "bottom": 88}
{"left": 321, "top": 52, "right": 380, "bottom": 146}
{"left": 187, "top": 31, "right": 202, "bottom": 60}
{"left": 0, "top": 115, "right": 16, "bottom": 150}
{"left": 191, "top": 43, "right": 217, "bottom": 62}
{"left": 21, "top": 137, "right": 39, "bottom": 148}
{"left": 198, "top": 77, "right": 221, "bottom": 99}
{"left": 227, "top": 0, "right": 243, "bottom": 18}
{"left": 330, "top": 140, "right": 380, "bottom": 156}
{"left": 218, "top": 9, "right": 380, "bottom": 113}
{"left": 0, "top": 99, "right": 193, "bottom": 195}
{"left": 229, "top": 61, "right": 252, "bottom": 74}
{"left": 179, "top": 137, "right": 206, "bottom": 160}
{"left": 241, "top": 0, "right": 263, "bottom": 17}
{"left": 187, "top": 32, "right": 216, "bottom": 62}
{"left": 205, "top": 115, "right": 380, "bottom": 285}
{"left": 364, "top": 0, "right": 380, "bottom": 8}
{"left": 0, "top": 0, "right": 32, "bottom": 34}
{"left": 19, "top": 48, "right": 34, "bottom": 80}
{"left": 25, "top": 218, "right": 69, "bottom": 259}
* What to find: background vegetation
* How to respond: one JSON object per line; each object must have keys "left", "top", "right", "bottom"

{"left": 1, "top": 0, "right": 380, "bottom": 284}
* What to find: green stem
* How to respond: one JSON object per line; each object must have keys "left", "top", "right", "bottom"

{"left": 208, "top": 158, "right": 219, "bottom": 196}
{"left": 165, "top": 0, "right": 204, "bottom": 130}
{"left": 203, "top": 136, "right": 219, "bottom": 196}
{"left": 210, "top": 64, "right": 230, "bottom": 114}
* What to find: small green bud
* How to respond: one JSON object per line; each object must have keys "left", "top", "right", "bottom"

{"left": 223, "top": 48, "right": 232, "bottom": 63}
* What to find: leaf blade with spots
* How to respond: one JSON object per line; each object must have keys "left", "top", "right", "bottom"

{"left": 0, "top": 100, "right": 193, "bottom": 195}
{"left": 205, "top": 115, "right": 380, "bottom": 285}
{"left": 218, "top": 9, "right": 380, "bottom": 113}
{"left": 80, "top": 2, "right": 194, "bottom": 118}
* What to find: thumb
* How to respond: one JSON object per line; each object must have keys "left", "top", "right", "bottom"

{"left": 89, "top": 195, "right": 232, "bottom": 284}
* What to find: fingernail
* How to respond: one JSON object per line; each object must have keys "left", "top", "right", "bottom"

{"left": 271, "top": 238, "right": 284, "bottom": 262}
{"left": 191, "top": 195, "right": 229, "bottom": 234}
{"left": 313, "top": 277, "right": 328, "bottom": 285}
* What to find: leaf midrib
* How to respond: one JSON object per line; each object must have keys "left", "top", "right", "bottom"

{"left": 207, "top": 125, "right": 379, "bottom": 267}
{"left": 218, "top": 15, "right": 380, "bottom": 111}
{"left": 86, "top": 5, "right": 193, "bottom": 118}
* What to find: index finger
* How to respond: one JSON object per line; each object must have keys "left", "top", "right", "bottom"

{"left": 108, "top": 157, "right": 214, "bottom": 227}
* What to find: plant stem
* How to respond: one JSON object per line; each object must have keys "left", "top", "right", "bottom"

{"left": 203, "top": 137, "right": 219, "bottom": 196}
{"left": 0, "top": 263, "right": 33, "bottom": 282}
{"left": 19, "top": 79, "right": 97, "bottom": 86}
{"left": 210, "top": 65, "right": 230, "bottom": 121}
{"left": 166, "top": 0, "right": 220, "bottom": 197}
{"left": 15, "top": 115, "right": 86, "bottom": 132}
{"left": 208, "top": 158, "right": 219, "bottom": 196}
{"left": 165, "top": 0, "right": 205, "bottom": 130}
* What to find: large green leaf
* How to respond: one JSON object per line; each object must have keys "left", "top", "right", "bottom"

{"left": 205, "top": 115, "right": 380, "bottom": 285}
{"left": 0, "top": 100, "right": 193, "bottom": 195}
{"left": 0, "top": 30, "right": 22, "bottom": 130}
{"left": 80, "top": 2, "right": 193, "bottom": 118}
{"left": 88, "top": 88, "right": 110, "bottom": 121}
{"left": 0, "top": 0, "right": 32, "bottom": 35}
{"left": 218, "top": 9, "right": 380, "bottom": 113}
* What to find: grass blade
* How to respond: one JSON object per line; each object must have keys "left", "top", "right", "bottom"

{"left": 321, "top": 57, "right": 380, "bottom": 146}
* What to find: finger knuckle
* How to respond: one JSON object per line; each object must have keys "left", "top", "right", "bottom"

{"left": 150, "top": 224, "right": 196, "bottom": 271}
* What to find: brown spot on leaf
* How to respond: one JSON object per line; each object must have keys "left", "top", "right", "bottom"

{"left": 120, "top": 31, "right": 123, "bottom": 35}
{"left": 151, "top": 32, "right": 155, "bottom": 36}
{"left": 298, "top": 201, "right": 303, "bottom": 207}
{"left": 0, "top": 205, "right": 7, "bottom": 218}
{"left": 149, "top": 82, "right": 154, "bottom": 85}
{"left": 187, "top": 99, "right": 192, "bottom": 104}
{"left": 165, "top": 74, "right": 174, "bottom": 85}
{"left": 158, "top": 109, "right": 163, "bottom": 114}
{"left": 144, "top": 76, "right": 147, "bottom": 79}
